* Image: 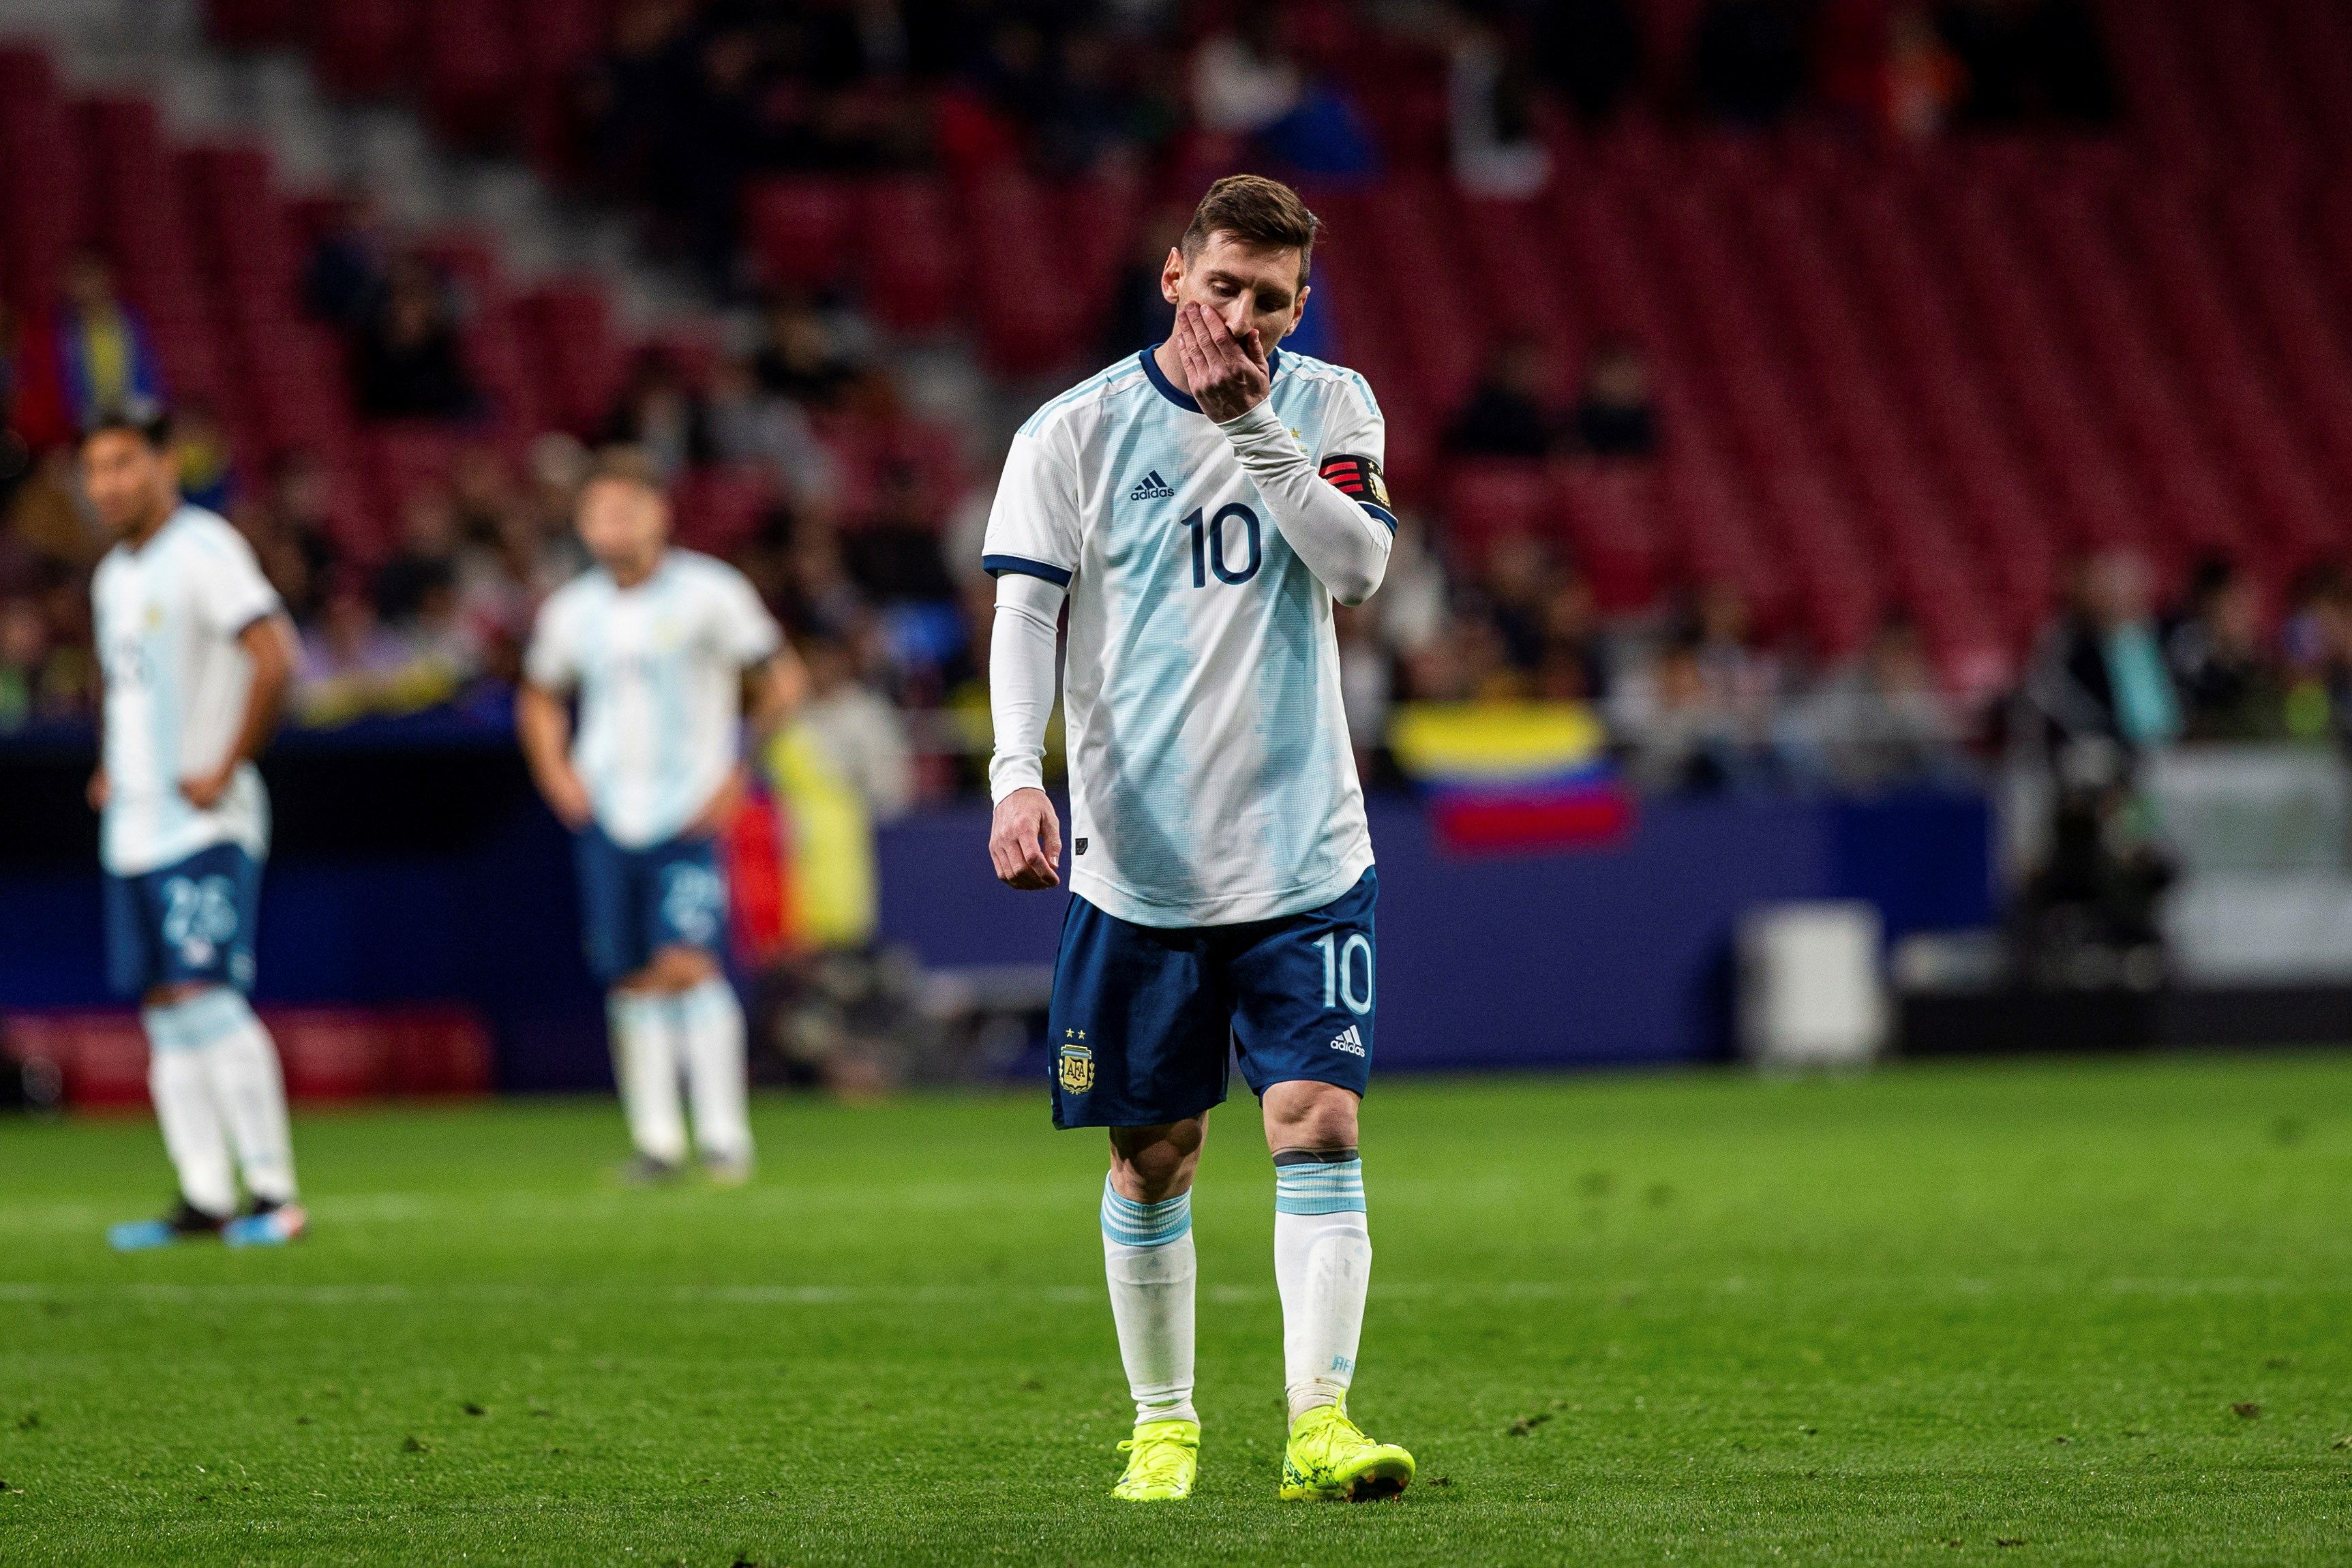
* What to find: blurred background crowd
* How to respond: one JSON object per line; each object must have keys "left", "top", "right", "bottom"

{"left": 1, "top": 0, "right": 2345, "bottom": 822}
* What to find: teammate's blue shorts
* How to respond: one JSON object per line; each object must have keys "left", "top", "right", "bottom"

{"left": 1046, "top": 868, "right": 1377, "bottom": 1130}
{"left": 575, "top": 824, "right": 728, "bottom": 984}
{"left": 103, "top": 842, "right": 262, "bottom": 997}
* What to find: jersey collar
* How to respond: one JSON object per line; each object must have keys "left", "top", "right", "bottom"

{"left": 1138, "top": 346, "right": 1284, "bottom": 416}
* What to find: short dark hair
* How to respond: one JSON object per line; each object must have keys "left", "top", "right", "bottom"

{"left": 82, "top": 402, "right": 172, "bottom": 452}
{"left": 1180, "top": 175, "right": 1320, "bottom": 284}
{"left": 586, "top": 444, "right": 663, "bottom": 493}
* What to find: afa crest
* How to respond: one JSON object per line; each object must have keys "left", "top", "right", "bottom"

{"left": 1057, "top": 1028, "right": 1094, "bottom": 1094}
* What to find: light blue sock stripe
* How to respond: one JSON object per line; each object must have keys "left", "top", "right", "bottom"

{"left": 1275, "top": 1158, "right": 1366, "bottom": 1216}
{"left": 1100, "top": 1177, "right": 1192, "bottom": 1247}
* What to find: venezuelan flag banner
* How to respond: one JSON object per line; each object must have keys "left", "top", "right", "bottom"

{"left": 1387, "top": 701, "right": 1635, "bottom": 854}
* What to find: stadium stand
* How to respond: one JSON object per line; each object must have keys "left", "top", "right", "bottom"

{"left": 3, "top": 0, "right": 2351, "bottom": 719}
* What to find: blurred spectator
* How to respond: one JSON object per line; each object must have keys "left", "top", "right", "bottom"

{"left": 1616, "top": 629, "right": 1764, "bottom": 792}
{"left": 0, "top": 597, "right": 42, "bottom": 730}
{"left": 707, "top": 355, "right": 838, "bottom": 509}
{"left": 1450, "top": 20, "right": 1552, "bottom": 198}
{"left": 843, "top": 465, "right": 955, "bottom": 606}
{"left": 172, "top": 399, "right": 236, "bottom": 514}
{"left": 1693, "top": 0, "right": 1811, "bottom": 125}
{"left": 2165, "top": 558, "right": 2285, "bottom": 742}
{"left": 302, "top": 190, "right": 391, "bottom": 327}
{"left": 1573, "top": 338, "right": 1659, "bottom": 458}
{"left": 1884, "top": 4, "right": 1966, "bottom": 139}
{"left": 1535, "top": 573, "right": 1612, "bottom": 705}
{"left": 1102, "top": 207, "right": 1186, "bottom": 361}
{"left": 2025, "top": 549, "right": 2181, "bottom": 757}
{"left": 1336, "top": 600, "right": 1391, "bottom": 777}
{"left": 1938, "top": 0, "right": 2117, "bottom": 126}
{"left": 352, "top": 257, "right": 480, "bottom": 420}
{"left": 1535, "top": 0, "right": 1643, "bottom": 124}
{"left": 795, "top": 633, "right": 916, "bottom": 824}
{"left": 43, "top": 250, "right": 166, "bottom": 436}
{"left": 245, "top": 451, "right": 346, "bottom": 625}
{"left": 1783, "top": 616, "right": 1968, "bottom": 788}
{"left": 375, "top": 488, "right": 462, "bottom": 626}
{"left": 1192, "top": 13, "right": 1302, "bottom": 138}
{"left": 0, "top": 301, "right": 31, "bottom": 514}
{"left": 1690, "top": 581, "right": 1783, "bottom": 740}
{"left": 603, "top": 347, "right": 714, "bottom": 485}
{"left": 753, "top": 296, "right": 859, "bottom": 410}
{"left": 1445, "top": 340, "right": 1558, "bottom": 458}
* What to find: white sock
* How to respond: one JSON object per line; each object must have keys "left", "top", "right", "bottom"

{"left": 1273, "top": 1152, "right": 1372, "bottom": 1424}
{"left": 676, "top": 978, "right": 753, "bottom": 1164}
{"left": 183, "top": 989, "right": 299, "bottom": 1204}
{"left": 609, "top": 989, "right": 687, "bottom": 1164}
{"left": 142, "top": 999, "right": 237, "bottom": 1218}
{"left": 1101, "top": 1176, "right": 1198, "bottom": 1428}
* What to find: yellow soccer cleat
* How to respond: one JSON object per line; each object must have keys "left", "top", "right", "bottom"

{"left": 1278, "top": 1402, "right": 1414, "bottom": 1502}
{"left": 1111, "top": 1417, "right": 1199, "bottom": 1501}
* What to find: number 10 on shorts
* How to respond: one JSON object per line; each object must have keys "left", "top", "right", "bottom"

{"left": 1315, "top": 931, "right": 1374, "bottom": 1014}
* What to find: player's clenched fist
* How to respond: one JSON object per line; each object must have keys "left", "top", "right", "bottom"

{"left": 1175, "top": 301, "right": 1271, "bottom": 423}
{"left": 990, "top": 786, "right": 1062, "bottom": 890}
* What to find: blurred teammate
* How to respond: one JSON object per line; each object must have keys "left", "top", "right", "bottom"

{"left": 85, "top": 408, "right": 307, "bottom": 1250}
{"left": 984, "top": 176, "right": 1413, "bottom": 1503}
{"left": 519, "top": 449, "right": 802, "bottom": 1183}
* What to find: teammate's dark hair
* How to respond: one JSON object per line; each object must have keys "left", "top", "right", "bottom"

{"left": 81, "top": 403, "right": 172, "bottom": 453}
{"left": 1180, "top": 175, "right": 1319, "bottom": 285}
{"left": 586, "top": 444, "right": 663, "bottom": 494}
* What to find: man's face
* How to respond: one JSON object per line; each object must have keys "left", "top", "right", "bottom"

{"left": 80, "top": 430, "right": 175, "bottom": 539}
{"left": 1161, "top": 231, "right": 1310, "bottom": 360}
{"left": 575, "top": 478, "right": 668, "bottom": 574}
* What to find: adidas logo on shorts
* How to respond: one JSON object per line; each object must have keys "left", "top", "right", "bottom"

{"left": 1327, "top": 1025, "right": 1366, "bottom": 1057}
{"left": 1128, "top": 468, "right": 1175, "bottom": 500}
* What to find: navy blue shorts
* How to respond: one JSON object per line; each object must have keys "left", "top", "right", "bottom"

{"left": 104, "top": 842, "right": 262, "bottom": 998}
{"left": 575, "top": 825, "right": 728, "bottom": 984}
{"left": 1047, "top": 868, "right": 1377, "bottom": 1130}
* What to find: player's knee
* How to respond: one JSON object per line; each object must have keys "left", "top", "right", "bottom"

{"left": 1109, "top": 1122, "right": 1203, "bottom": 1203}
{"left": 1263, "top": 1081, "right": 1359, "bottom": 1151}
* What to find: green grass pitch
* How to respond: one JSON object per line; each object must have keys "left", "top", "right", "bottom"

{"left": 1, "top": 1054, "right": 2347, "bottom": 1563}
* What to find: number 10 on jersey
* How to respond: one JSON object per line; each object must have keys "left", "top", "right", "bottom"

{"left": 1181, "top": 504, "right": 1261, "bottom": 586}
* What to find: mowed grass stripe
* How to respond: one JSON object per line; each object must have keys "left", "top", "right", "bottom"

{"left": 1, "top": 1055, "right": 2348, "bottom": 1564}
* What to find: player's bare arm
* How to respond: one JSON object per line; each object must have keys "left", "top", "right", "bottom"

{"left": 515, "top": 680, "right": 593, "bottom": 830}
{"left": 743, "top": 646, "right": 809, "bottom": 737}
{"left": 182, "top": 613, "right": 296, "bottom": 810}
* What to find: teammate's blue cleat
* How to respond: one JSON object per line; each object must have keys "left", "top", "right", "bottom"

{"left": 108, "top": 1200, "right": 227, "bottom": 1252}
{"left": 223, "top": 1199, "right": 308, "bottom": 1248}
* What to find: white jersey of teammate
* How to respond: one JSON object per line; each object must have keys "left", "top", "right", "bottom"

{"left": 92, "top": 504, "right": 282, "bottom": 877}
{"left": 984, "top": 348, "right": 1392, "bottom": 928}
{"left": 524, "top": 549, "right": 782, "bottom": 847}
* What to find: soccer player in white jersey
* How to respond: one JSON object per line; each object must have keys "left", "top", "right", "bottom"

{"left": 519, "top": 449, "right": 803, "bottom": 1184}
{"left": 984, "top": 175, "right": 1413, "bottom": 1503}
{"left": 85, "top": 408, "right": 308, "bottom": 1251}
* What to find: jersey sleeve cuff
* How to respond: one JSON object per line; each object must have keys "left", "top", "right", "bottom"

{"left": 989, "top": 754, "right": 1047, "bottom": 802}
{"left": 982, "top": 554, "right": 1073, "bottom": 588}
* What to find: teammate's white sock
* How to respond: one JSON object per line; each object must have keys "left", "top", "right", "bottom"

{"left": 1101, "top": 1176, "right": 1198, "bottom": 1428}
{"left": 609, "top": 989, "right": 688, "bottom": 1165}
{"left": 1273, "top": 1151, "right": 1372, "bottom": 1424}
{"left": 676, "top": 978, "right": 753, "bottom": 1164}
{"left": 183, "top": 989, "right": 299, "bottom": 1204}
{"left": 142, "top": 998, "right": 237, "bottom": 1218}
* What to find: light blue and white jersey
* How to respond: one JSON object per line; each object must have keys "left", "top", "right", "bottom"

{"left": 92, "top": 504, "right": 281, "bottom": 877}
{"left": 984, "top": 348, "right": 1390, "bottom": 929}
{"left": 524, "top": 549, "right": 781, "bottom": 848}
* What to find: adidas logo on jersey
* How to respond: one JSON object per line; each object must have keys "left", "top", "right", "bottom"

{"left": 1128, "top": 469, "right": 1175, "bottom": 500}
{"left": 1327, "top": 1025, "right": 1366, "bottom": 1057}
